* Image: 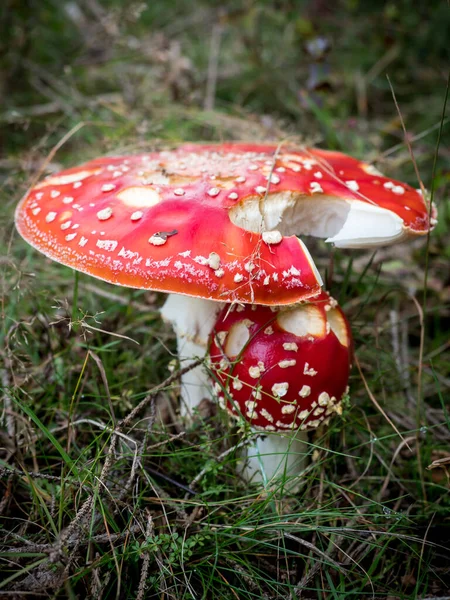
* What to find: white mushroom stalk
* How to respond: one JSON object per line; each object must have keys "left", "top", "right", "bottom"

{"left": 160, "top": 294, "right": 223, "bottom": 416}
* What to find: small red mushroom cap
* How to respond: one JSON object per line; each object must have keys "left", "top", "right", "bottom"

{"left": 208, "top": 291, "right": 352, "bottom": 432}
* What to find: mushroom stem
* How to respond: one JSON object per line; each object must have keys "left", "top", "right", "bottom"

{"left": 160, "top": 294, "right": 223, "bottom": 417}
{"left": 241, "top": 430, "right": 309, "bottom": 486}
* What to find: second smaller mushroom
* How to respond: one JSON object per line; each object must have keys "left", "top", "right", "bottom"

{"left": 208, "top": 291, "right": 352, "bottom": 484}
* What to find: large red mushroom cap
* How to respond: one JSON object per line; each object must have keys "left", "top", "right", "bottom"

{"left": 208, "top": 291, "right": 352, "bottom": 431}
{"left": 15, "top": 142, "right": 434, "bottom": 305}
{"left": 15, "top": 145, "right": 326, "bottom": 306}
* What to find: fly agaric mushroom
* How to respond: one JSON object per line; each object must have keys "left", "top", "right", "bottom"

{"left": 15, "top": 143, "right": 435, "bottom": 417}
{"left": 208, "top": 291, "right": 352, "bottom": 482}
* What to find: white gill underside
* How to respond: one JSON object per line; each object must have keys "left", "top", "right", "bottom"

{"left": 160, "top": 294, "right": 223, "bottom": 416}
{"left": 228, "top": 192, "right": 406, "bottom": 248}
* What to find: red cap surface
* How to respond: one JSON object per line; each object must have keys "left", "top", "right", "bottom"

{"left": 208, "top": 291, "right": 352, "bottom": 431}
{"left": 15, "top": 146, "right": 326, "bottom": 305}
{"left": 15, "top": 143, "right": 434, "bottom": 304}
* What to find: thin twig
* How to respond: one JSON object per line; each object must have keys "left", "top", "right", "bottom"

{"left": 136, "top": 513, "right": 154, "bottom": 600}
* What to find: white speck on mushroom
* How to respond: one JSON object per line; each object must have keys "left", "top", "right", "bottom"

{"left": 207, "top": 252, "right": 221, "bottom": 270}
{"left": 60, "top": 221, "right": 71, "bottom": 230}
{"left": 263, "top": 275, "right": 270, "bottom": 286}
{"left": 249, "top": 366, "right": 261, "bottom": 379}
{"left": 97, "top": 207, "right": 113, "bottom": 221}
{"left": 264, "top": 326, "right": 274, "bottom": 335}
{"left": 345, "top": 180, "right": 359, "bottom": 191}
{"left": 73, "top": 181, "right": 83, "bottom": 189}
{"left": 79, "top": 236, "right": 88, "bottom": 247}
{"left": 272, "top": 382, "right": 289, "bottom": 397}
{"left": 96, "top": 239, "right": 118, "bottom": 251}
{"left": 248, "top": 164, "right": 258, "bottom": 171}
{"left": 281, "top": 404, "right": 296, "bottom": 415}
{"left": 62, "top": 196, "right": 74, "bottom": 204}
{"left": 65, "top": 233, "right": 77, "bottom": 241}
{"left": 219, "top": 357, "right": 230, "bottom": 371}
{"left": 314, "top": 171, "right": 323, "bottom": 179}
{"left": 235, "top": 176, "right": 246, "bottom": 183}
{"left": 232, "top": 378, "right": 243, "bottom": 391}
{"left": 308, "top": 419, "right": 321, "bottom": 428}
{"left": 50, "top": 190, "right": 61, "bottom": 198}
{"left": 262, "top": 230, "right": 282, "bottom": 245}
{"left": 207, "top": 187, "right": 220, "bottom": 197}
{"left": 131, "top": 211, "right": 143, "bottom": 221}
{"left": 255, "top": 185, "right": 267, "bottom": 194}
{"left": 276, "top": 421, "right": 294, "bottom": 429}
{"left": 234, "top": 273, "right": 244, "bottom": 283}
{"left": 302, "top": 160, "right": 315, "bottom": 170}
{"left": 392, "top": 185, "right": 405, "bottom": 195}
{"left": 45, "top": 211, "right": 57, "bottom": 223}
{"left": 228, "top": 192, "right": 239, "bottom": 200}
{"left": 310, "top": 182, "right": 323, "bottom": 194}
{"left": 282, "top": 265, "right": 300, "bottom": 278}
{"left": 36, "top": 192, "right": 44, "bottom": 200}
{"left": 283, "top": 342, "right": 298, "bottom": 352}
{"left": 260, "top": 408, "right": 274, "bottom": 423}
{"left": 112, "top": 171, "right": 122, "bottom": 178}
{"left": 31, "top": 207, "right": 41, "bottom": 216}
{"left": 252, "top": 386, "right": 262, "bottom": 400}
{"left": 279, "top": 359, "right": 296, "bottom": 368}
{"left": 214, "top": 268, "right": 225, "bottom": 278}
{"left": 173, "top": 188, "right": 185, "bottom": 196}
{"left": 215, "top": 331, "right": 227, "bottom": 346}
{"left": 298, "top": 409, "right": 310, "bottom": 420}
{"left": 244, "top": 261, "right": 255, "bottom": 272}
{"left": 303, "top": 362, "right": 318, "bottom": 376}
{"left": 299, "top": 385, "right": 311, "bottom": 398}
{"left": 291, "top": 164, "right": 301, "bottom": 172}
{"left": 383, "top": 181, "right": 394, "bottom": 189}
{"left": 148, "top": 235, "right": 166, "bottom": 246}
{"left": 314, "top": 407, "right": 325, "bottom": 416}
{"left": 276, "top": 166, "right": 286, "bottom": 173}
{"left": 266, "top": 173, "right": 280, "bottom": 184}
{"left": 101, "top": 184, "right": 116, "bottom": 192}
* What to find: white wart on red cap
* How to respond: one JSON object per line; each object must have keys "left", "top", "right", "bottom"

{"left": 208, "top": 291, "right": 352, "bottom": 431}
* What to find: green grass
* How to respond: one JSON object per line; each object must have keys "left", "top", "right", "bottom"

{"left": 1, "top": 1, "right": 450, "bottom": 598}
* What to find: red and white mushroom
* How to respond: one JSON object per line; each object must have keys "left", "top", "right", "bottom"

{"left": 15, "top": 143, "right": 435, "bottom": 419}
{"left": 208, "top": 291, "right": 352, "bottom": 482}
